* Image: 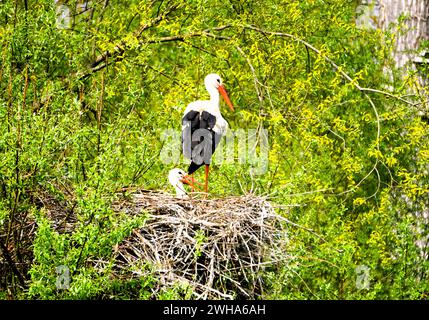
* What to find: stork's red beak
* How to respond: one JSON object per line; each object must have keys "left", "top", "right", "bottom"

{"left": 180, "top": 176, "right": 193, "bottom": 186}
{"left": 217, "top": 84, "right": 234, "bottom": 112}
{"left": 180, "top": 176, "right": 204, "bottom": 190}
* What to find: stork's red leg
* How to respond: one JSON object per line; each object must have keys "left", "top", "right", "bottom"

{"left": 204, "top": 164, "right": 209, "bottom": 197}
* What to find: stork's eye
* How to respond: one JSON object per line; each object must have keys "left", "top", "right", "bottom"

{"left": 216, "top": 79, "right": 221, "bottom": 83}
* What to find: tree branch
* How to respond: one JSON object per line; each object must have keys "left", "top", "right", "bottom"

{"left": 243, "top": 24, "right": 385, "bottom": 196}
{"left": 80, "top": 24, "right": 232, "bottom": 79}
{"left": 85, "top": 3, "right": 179, "bottom": 74}
{"left": 0, "top": 238, "right": 26, "bottom": 287}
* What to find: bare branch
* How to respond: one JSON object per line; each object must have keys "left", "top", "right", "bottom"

{"left": 80, "top": 3, "right": 179, "bottom": 79}
{"left": 80, "top": 24, "right": 231, "bottom": 79}
{"left": 243, "top": 24, "right": 384, "bottom": 196}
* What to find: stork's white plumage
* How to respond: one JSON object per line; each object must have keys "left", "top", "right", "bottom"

{"left": 168, "top": 168, "right": 189, "bottom": 199}
{"left": 180, "top": 73, "right": 235, "bottom": 196}
{"left": 182, "top": 74, "right": 233, "bottom": 136}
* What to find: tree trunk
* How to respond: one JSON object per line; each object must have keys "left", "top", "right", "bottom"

{"left": 357, "top": 0, "right": 429, "bottom": 69}
{"left": 357, "top": 1, "right": 429, "bottom": 261}
{"left": 378, "top": 0, "right": 429, "bottom": 69}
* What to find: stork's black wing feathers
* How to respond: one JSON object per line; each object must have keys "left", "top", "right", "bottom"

{"left": 182, "top": 110, "right": 200, "bottom": 127}
{"left": 201, "top": 111, "right": 217, "bottom": 130}
{"left": 181, "top": 110, "right": 221, "bottom": 175}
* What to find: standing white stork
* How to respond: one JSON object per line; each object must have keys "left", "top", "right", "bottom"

{"left": 177, "top": 73, "right": 234, "bottom": 196}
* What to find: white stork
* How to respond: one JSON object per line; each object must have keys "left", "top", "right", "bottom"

{"left": 168, "top": 168, "right": 189, "bottom": 199}
{"left": 176, "top": 73, "right": 234, "bottom": 196}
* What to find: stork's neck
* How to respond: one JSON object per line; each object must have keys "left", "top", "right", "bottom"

{"left": 207, "top": 85, "right": 220, "bottom": 109}
{"left": 174, "top": 182, "right": 187, "bottom": 197}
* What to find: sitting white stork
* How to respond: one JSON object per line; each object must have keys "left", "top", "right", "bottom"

{"left": 168, "top": 168, "right": 189, "bottom": 199}
{"left": 177, "top": 73, "right": 234, "bottom": 196}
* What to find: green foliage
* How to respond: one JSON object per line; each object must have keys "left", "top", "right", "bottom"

{"left": 0, "top": 0, "right": 428, "bottom": 299}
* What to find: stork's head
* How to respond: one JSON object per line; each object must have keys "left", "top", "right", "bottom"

{"left": 168, "top": 168, "right": 187, "bottom": 187}
{"left": 204, "top": 73, "right": 234, "bottom": 111}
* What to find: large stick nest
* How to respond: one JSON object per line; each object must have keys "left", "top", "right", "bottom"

{"left": 1, "top": 185, "right": 291, "bottom": 299}
{"left": 111, "top": 191, "right": 290, "bottom": 299}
